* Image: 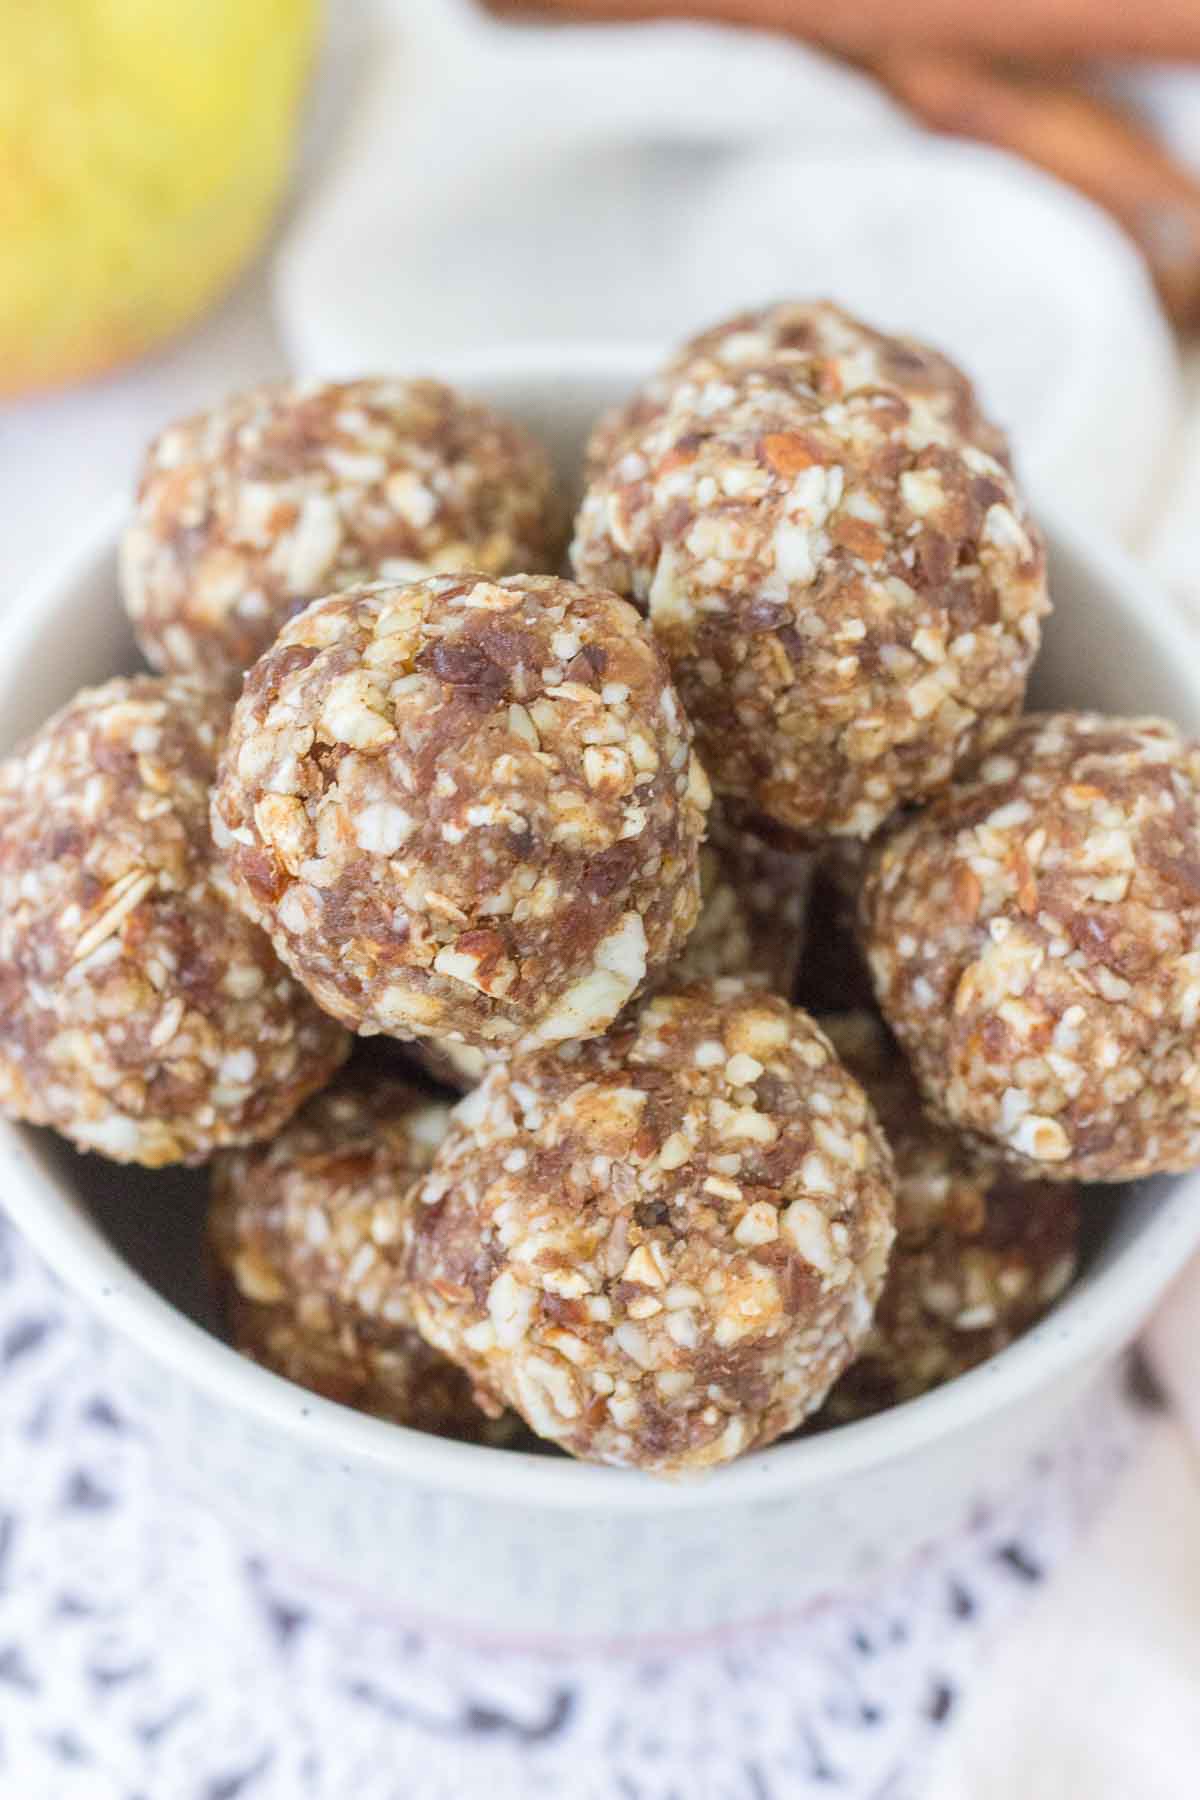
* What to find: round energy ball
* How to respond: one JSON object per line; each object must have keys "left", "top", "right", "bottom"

{"left": 818, "top": 1012, "right": 1079, "bottom": 1421}
{"left": 210, "top": 1069, "right": 513, "bottom": 1441}
{"left": 572, "top": 319, "right": 1047, "bottom": 841}
{"left": 212, "top": 574, "right": 710, "bottom": 1050}
{"left": 121, "top": 377, "right": 563, "bottom": 685}
{"left": 406, "top": 981, "right": 896, "bottom": 1475}
{"left": 863, "top": 712, "right": 1200, "bottom": 1182}
{"left": 586, "top": 299, "right": 1011, "bottom": 475}
{"left": 0, "top": 675, "right": 349, "bottom": 1166}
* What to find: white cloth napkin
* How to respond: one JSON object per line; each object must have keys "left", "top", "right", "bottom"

{"left": 927, "top": 1410, "right": 1200, "bottom": 1800}
{"left": 275, "top": 0, "right": 1179, "bottom": 538}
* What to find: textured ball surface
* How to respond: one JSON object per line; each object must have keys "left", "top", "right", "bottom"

{"left": 572, "top": 302, "right": 1046, "bottom": 839}
{"left": 407, "top": 982, "right": 896, "bottom": 1474}
{"left": 586, "top": 300, "right": 1011, "bottom": 475}
{"left": 407, "top": 807, "right": 811, "bottom": 1094}
{"left": 0, "top": 675, "right": 348, "bottom": 1165}
{"left": 863, "top": 712, "right": 1200, "bottom": 1182}
{"left": 210, "top": 1069, "right": 514, "bottom": 1441}
{"left": 213, "top": 575, "right": 709, "bottom": 1050}
{"left": 819, "top": 1012, "right": 1079, "bottom": 1420}
{"left": 122, "top": 378, "right": 562, "bottom": 684}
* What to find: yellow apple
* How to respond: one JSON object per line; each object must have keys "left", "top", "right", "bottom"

{"left": 0, "top": 0, "right": 319, "bottom": 397}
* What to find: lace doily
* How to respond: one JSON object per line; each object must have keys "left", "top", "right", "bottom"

{"left": 0, "top": 1207, "right": 1139, "bottom": 1800}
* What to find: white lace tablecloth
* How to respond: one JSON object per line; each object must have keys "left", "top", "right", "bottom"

{"left": 0, "top": 1206, "right": 1143, "bottom": 1800}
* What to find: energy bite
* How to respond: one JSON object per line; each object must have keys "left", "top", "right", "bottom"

{"left": 121, "top": 378, "right": 563, "bottom": 685}
{"left": 572, "top": 309, "right": 1047, "bottom": 840}
{"left": 0, "top": 675, "right": 349, "bottom": 1166}
{"left": 586, "top": 299, "right": 1011, "bottom": 475}
{"left": 213, "top": 574, "right": 709, "bottom": 1050}
{"left": 210, "top": 1070, "right": 511, "bottom": 1441}
{"left": 406, "top": 981, "right": 896, "bottom": 1475}
{"left": 818, "top": 1012, "right": 1079, "bottom": 1421}
{"left": 863, "top": 712, "right": 1200, "bottom": 1182}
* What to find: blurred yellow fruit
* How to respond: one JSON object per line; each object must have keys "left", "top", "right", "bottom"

{"left": 0, "top": 0, "right": 319, "bottom": 397}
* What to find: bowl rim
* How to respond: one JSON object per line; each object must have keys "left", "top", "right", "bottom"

{"left": 3, "top": 370, "right": 1200, "bottom": 1514}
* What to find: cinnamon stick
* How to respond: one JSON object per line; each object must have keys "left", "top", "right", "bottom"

{"left": 486, "top": 0, "right": 1200, "bottom": 62}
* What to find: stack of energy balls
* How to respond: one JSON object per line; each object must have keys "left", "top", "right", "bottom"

{"left": 4, "top": 308, "right": 1197, "bottom": 1478}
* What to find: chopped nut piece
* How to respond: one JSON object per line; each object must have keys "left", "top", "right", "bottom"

{"left": 734, "top": 1201, "right": 780, "bottom": 1246}
{"left": 623, "top": 1244, "right": 667, "bottom": 1288}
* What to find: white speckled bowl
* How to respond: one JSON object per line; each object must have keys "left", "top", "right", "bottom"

{"left": 2, "top": 350, "right": 1199, "bottom": 1645}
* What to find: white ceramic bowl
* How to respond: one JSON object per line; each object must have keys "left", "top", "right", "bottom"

{"left": 3, "top": 350, "right": 1200, "bottom": 1647}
